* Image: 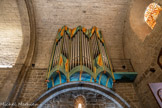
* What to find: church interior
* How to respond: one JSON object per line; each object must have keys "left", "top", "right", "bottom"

{"left": 0, "top": 0, "right": 162, "bottom": 108}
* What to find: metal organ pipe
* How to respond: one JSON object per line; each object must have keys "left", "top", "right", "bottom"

{"left": 53, "top": 43, "right": 57, "bottom": 66}
{"left": 87, "top": 38, "right": 91, "bottom": 69}
{"left": 84, "top": 35, "right": 86, "bottom": 67}
{"left": 84, "top": 33, "right": 86, "bottom": 67}
{"left": 94, "top": 34, "right": 97, "bottom": 58}
{"left": 56, "top": 41, "right": 60, "bottom": 65}
{"left": 87, "top": 38, "right": 90, "bottom": 69}
{"left": 77, "top": 31, "right": 79, "bottom": 66}
{"left": 85, "top": 36, "right": 88, "bottom": 67}
{"left": 72, "top": 36, "right": 74, "bottom": 69}
{"left": 74, "top": 33, "right": 76, "bottom": 67}
{"left": 83, "top": 32, "right": 85, "bottom": 67}
{"left": 82, "top": 32, "right": 84, "bottom": 66}
{"left": 89, "top": 37, "right": 93, "bottom": 71}
{"left": 70, "top": 36, "right": 72, "bottom": 71}
{"left": 46, "top": 26, "right": 130, "bottom": 90}
{"left": 52, "top": 27, "right": 110, "bottom": 75}
{"left": 64, "top": 35, "right": 67, "bottom": 57}
{"left": 76, "top": 33, "right": 77, "bottom": 66}
{"left": 71, "top": 37, "right": 73, "bottom": 69}
{"left": 75, "top": 33, "right": 77, "bottom": 67}
{"left": 93, "top": 35, "right": 96, "bottom": 58}
{"left": 94, "top": 34, "right": 98, "bottom": 58}
{"left": 100, "top": 40, "right": 108, "bottom": 68}
{"left": 66, "top": 35, "right": 69, "bottom": 58}
{"left": 96, "top": 34, "right": 100, "bottom": 57}
{"left": 63, "top": 36, "right": 65, "bottom": 56}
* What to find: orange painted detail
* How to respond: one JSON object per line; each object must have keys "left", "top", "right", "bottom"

{"left": 101, "top": 39, "right": 104, "bottom": 43}
{"left": 67, "top": 79, "right": 70, "bottom": 82}
{"left": 97, "top": 32, "right": 100, "bottom": 38}
{"left": 71, "top": 28, "right": 76, "bottom": 37}
{"left": 59, "top": 55, "right": 63, "bottom": 66}
{"left": 65, "top": 59, "right": 69, "bottom": 72}
{"left": 82, "top": 27, "right": 87, "bottom": 33}
{"left": 56, "top": 39, "right": 58, "bottom": 42}
{"left": 91, "top": 27, "right": 95, "bottom": 35}
{"left": 79, "top": 71, "right": 82, "bottom": 81}
{"left": 144, "top": 3, "right": 162, "bottom": 29}
{"left": 60, "top": 28, "right": 64, "bottom": 36}
{"left": 94, "top": 79, "right": 97, "bottom": 82}
{"left": 65, "top": 26, "right": 67, "bottom": 30}
{"left": 96, "top": 29, "right": 100, "bottom": 38}
{"left": 97, "top": 54, "right": 103, "bottom": 66}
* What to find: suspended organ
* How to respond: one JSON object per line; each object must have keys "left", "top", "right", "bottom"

{"left": 46, "top": 26, "right": 135, "bottom": 89}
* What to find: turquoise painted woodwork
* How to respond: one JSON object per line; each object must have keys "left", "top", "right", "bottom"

{"left": 46, "top": 26, "right": 137, "bottom": 89}
{"left": 114, "top": 72, "right": 137, "bottom": 82}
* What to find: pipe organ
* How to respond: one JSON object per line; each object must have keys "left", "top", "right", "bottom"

{"left": 46, "top": 26, "right": 137, "bottom": 89}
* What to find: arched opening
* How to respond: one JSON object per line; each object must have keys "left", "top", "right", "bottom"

{"left": 74, "top": 95, "right": 86, "bottom": 108}
{"left": 144, "top": 3, "right": 162, "bottom": 29}
{"left": 31, "top": 82, "right": 131, "bottom": 108}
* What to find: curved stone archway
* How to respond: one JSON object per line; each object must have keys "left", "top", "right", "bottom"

{"left": 0, "top": 0, "right": 36, "bottom": 104}
{"left": 31, "top": 82, "right": 130, "bottom": 108}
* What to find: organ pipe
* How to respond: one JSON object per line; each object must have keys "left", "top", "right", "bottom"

{"left": 47, "top": 26, "right": 115, "bottom": 89}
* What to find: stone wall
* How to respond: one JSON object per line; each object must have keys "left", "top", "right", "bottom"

{"left": 0, "top": 68, "right": 10, "bottom": 92}
{"left": 114, "top": 83, "right": 140, "bottom": 108}
{"left": 32, "top": 0, "right": 131, "bottom": 68}
{"left": 123, "top": 0, "right": 162, "bottom": 107}
{"left": 18, "top": 69, "right": 47, "bottom": 104}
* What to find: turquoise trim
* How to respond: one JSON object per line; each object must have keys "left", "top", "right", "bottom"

{"left": 48, "top": 65, "right": 67, "bottom": 80}
{"left": 114, "top": 72, "right": 137, "bottom": 81}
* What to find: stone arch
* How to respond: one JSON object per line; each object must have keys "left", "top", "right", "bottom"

{"left": 15, "top": 0, "right": 31, "bottom": 65}
{"left": 0, "top": 0, "right": 37, "bottom": 103}
{"left": 30, "top": 82, "right": 131, "bottom": 108}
